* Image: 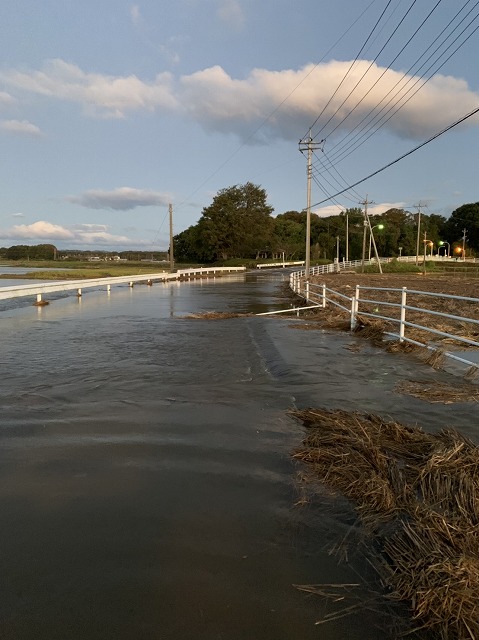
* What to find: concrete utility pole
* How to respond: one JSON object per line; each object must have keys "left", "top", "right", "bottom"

{"left": 414, "top": 202, "right": 424, "bottom": 266}
{"left": 423, "top": 230, "right": 428, "bottom": 275}
{"left": 299, "top": 131, "right": 323, "bottom": 282}
{"left": 169, "top": 203, "right": 174, "bottom": 272}
{"left": 360, "top": 195, "right": 382, "bottom": 274}
{"left": 346, "top": 212, "right": 349, "bottom": 263}
{"left": 360, "top": 196, "right": 369, "bottom": 273}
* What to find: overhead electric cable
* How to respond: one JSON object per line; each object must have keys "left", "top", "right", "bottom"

{"left": 326, "top": 8, "right": 479, "bottom": 166}
{"left": 310, "top": 169, "right": 351, "bottom": 211}
{"left": 323, "top": 1, "right": 479, "bottom": 165}
{"left": 318, "top": 149, "right": 365, "bottom": 201}
{"left": 310, "top": 104, "right": 479, "bottom": 208}
{"left": 303, "top": 0, "right": 394, "bottom": 140}
{"left": 312, "top": 0, "right": 419, "bottom": 141}
{"left": 311, "top": 149, "right": 364, "bottom": 201}
{"left": 322, "top": 0, "right": 443, "bottom": 142}
{"left": 158, "top": 0, "right": 380, "bottom": 225}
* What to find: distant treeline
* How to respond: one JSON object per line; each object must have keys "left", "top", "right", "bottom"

{"left": 2, "top": 188, "right": 478, "bottom": 263}
{"left": 173, "top": 183, "right": 478, "bottom": 262}
{"left": 0, "top": 245, "right": 169, "bottom": 262}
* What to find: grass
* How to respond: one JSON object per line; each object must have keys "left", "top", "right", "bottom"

{"left": 360, "top": 259, "right": 437, "bottom": 274}
{"left": 0, "top": 260, "right": 177, "bottom": 280}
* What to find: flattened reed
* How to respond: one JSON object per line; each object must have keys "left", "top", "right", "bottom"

{"left": 291, "top": 408, "right": 479, "bottom": 639}
{"left": 396, "top": 380, "right": 479, "bottom": 404}
{"left": 183, "top": 311, "right": 250, "bottom": 319}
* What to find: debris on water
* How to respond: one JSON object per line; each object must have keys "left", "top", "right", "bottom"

{"left": 183, "top": 311, "right": 251, "bottom": 319}
{"left": 291, "top": 407, "right": 479, "bottom": 639}
{"left": 395, "top": 379, "right": 479, "bottom": 404}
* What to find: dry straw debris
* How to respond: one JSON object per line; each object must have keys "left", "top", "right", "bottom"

{"left": 183, "top": 311, "right": 251, "bottom": 319}
{"left": 291, "top": 408, "right": 479, "bottom": 639}
{"left": 396, "top": 380, "right": 479, "bottom": 404}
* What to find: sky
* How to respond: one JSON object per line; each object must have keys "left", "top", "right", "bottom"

{"left": 0, "top": 0, "right": 479, "bottom": 250}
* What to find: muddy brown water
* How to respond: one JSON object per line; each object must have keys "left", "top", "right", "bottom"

{"left": 0, "top": 270, "right": 476, "bottom": 639}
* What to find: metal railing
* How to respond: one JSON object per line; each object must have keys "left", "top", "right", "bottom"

{"left": 289, "top": 275, "right": 479, "bottom": 371}
{"left": 0, "top": 266, "right": 246, "bottom": 306}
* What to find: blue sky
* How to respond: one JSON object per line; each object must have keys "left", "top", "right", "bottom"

{"left": 0, "top": 0, "right": 478, "bottom": 250}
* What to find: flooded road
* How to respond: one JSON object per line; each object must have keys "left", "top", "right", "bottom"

{"left": 0, "top": 271, "right": 476, "bottom": 639}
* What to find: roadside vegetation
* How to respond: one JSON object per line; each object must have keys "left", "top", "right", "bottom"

{"left": 0, "top": 260, "right": 174, "bottom": 280}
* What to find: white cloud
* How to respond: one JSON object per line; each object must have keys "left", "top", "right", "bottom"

{"left": 0, "top": 220, "right": 145, "bottom": 247}
{"left": 370, "top": 202, "right": 408, "bottom": 216}
{"left": 0, "top": 91, "right": 15, "bottom": 107}
{"left": 72, "top": 223, "right": 109, "bottom": 232}
{"left": 313, "top": 202, "right": 407, "bottom": 217}
{"left": 0, "top": 119, "right": 43, "bottom": 137}
{"left": 6, "top": 221, "right": 75, "bottom": 240}
{"left": 1, "top": 58, "right": 479, "bottom": 139}
{"left": 67, "top": 187, "right": 172, "bottom": 210}
{"left": 179, "top": 62, "right": 479, "bottom": 142}
{"left": 216, "top": 0, "right": 244, "bottom": 29}
{"left": 313, "top": 204, "right": 345, "bottom": 217}
{"left": 0, "top": 59, "right": 177, "bottom": 119}
{"left": 11, "top": 212, "right": 24, "bottom": 217}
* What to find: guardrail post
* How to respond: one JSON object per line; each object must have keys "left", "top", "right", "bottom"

{"left": 321, "top": 284, "right": 326, "bottom": 308}
{"left": 77, "top": 288, "right": 82, "bottom": 297}
{"left": 399, "top": 287, "right": 407, "bottom": 342}
{"left": 351, "top": 285, "right": 360, "bottom": 330}
{"left": 305, "top": 281, "right": 310, "bottom": 301}
{"left": 350, "top": 296, "right": 356, "bottom": 330}
{"left": 36, "top": 293, "right": 42, "bottom": 304}
{"left": 350, "top": 285, "right": 360, "bottom": 330}
{"left": 129, "top": 281, "right": 133, "bottom": 288}
{"left": 107, "top": 284, "right": 111, "bottom": 294}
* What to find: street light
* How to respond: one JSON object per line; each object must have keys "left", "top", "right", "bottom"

{"left": 368, "top": 224, "right": 384, "bottom": 261}
{"left": 438, "top": 240, "right": 450, "bottom": 257}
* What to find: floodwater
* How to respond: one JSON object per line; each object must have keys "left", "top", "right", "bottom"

{"left": 0, "top": 270, "right": 476, "bottom": 640}
{"left": 0, "top": 265, "right": 60, "bottom": 288}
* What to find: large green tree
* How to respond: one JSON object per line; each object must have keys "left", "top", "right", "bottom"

{"left": 195, "top": 182, "right": 274, "bottom": 260}
{"left": 271, "top": 214, "right": 304, "bottom": 258}
{"left": 445, "top": 203, "right": 479, "bottom": 254}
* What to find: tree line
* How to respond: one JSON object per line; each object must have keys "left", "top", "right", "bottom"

{"left": 1, "top": 187, "right": 477, "bottom": 263}
{"left": 174, "top": 183, "right": 479, "bottom": 262}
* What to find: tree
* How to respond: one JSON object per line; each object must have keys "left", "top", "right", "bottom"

{"left": 271, "top": 214, "right": 304, "bottom": 258}
{"left": 196, "top": 183, "right": 274, "bottom": 260}
{"left": 445, "top": 203, "right": 479, "bottom": 254}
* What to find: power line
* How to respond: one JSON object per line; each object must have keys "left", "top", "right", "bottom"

{"left": 322, "top": 1, "right": 479, "bottom": 166}
{"left": 169, "top": 0, "right": 381, "bottom": 218}
{"left": 327, "top": 12, "right": 479, "bottom": 166}
{"left": 310, "top": 103, "right": 479, "bottom": 208}
{"left": 322, "top": 0, "right": 443, "bottom": 143}
{"left": 311, "top": 150, "right": 364, "bottom": 204}
{"left": 303, "top": 0, "right": 394, "bottom": 140}
{"left": 312, "top": 0, "right": 420, "bottom": 142}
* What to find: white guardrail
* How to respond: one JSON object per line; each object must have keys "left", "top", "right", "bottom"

{"left": 0, "top": 267, "right": 246, "bottom": 305}
{"left": 286, "top": 268, "right": 479, "bottom": 371}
